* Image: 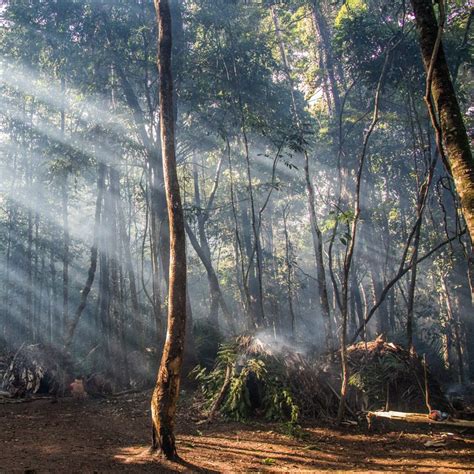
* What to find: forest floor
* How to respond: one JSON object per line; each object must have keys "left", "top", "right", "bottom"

{"left": 0, "top": 390, "right": 472, "bottom": 473}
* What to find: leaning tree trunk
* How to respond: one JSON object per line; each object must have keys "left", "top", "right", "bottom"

{"left": 411, "top": 0, "right": 474, "bottom": 242}
{"left": 151, "top": 0, "right": 187, "bottom": 460}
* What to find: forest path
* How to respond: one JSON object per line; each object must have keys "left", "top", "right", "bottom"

{"left": 0, "top": 391, "right": 472, "bottom": 472}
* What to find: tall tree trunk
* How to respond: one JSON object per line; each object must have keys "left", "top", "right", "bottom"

{"left": 151, "top": 0, "right": 187, "bottom": 460}
{"left": 111, "top": 52, "right": 169, "bottom": 324}
{"left": 192, "top": 161, "right": 218, "bottom": 326}
{"left": 149, "top": 192, "right": 164, "bottom": 337}
{"left": 337, "top": 49, "right": 392, "bottom": 423}
{"left": 283, "top": 207, "right": 296, "bottom": 336}
{"left": 118, "top": 195, "right": 141, "bottom": 348}
{"left": 311, "top": 0, "right": 341, "bottom": 117}
{"left": 441, "top": 274, "right": 465, "bottom": 384}
{"left": 60, "top": 76, "right": 69, "bottom": 341}
{"left": 241, "top": 201, "right": 262, "bottom": 328}
{"left": 411, "top": 0, "right": 474, "bottom": 241}
{"left": 63, "top": 163, "right": 105, "bottom": 351}
{"left": 62, "top": 176, "right": 69, "bottom": 340}
{"left": 241, "top": 116, "right": 266, "bottom": 327}
{"left": 406, "top": 219, "right": 421, "bottom": 351}
{"left": 26, "top": 201, "right": 33, "bottom": 340}
{"left": 99, "top": 178, "right": 112, "bottom": 365}
{"left": 463, "top": 243, "right": 474, "bottom": 377}
{"left": 305, "top": 160, "right": 334, "bottom": 351}
{"left": 109, "top": 165, "right": 128, "bottom": 386}
{"left": 33, "top": 213, "right": 40, "bottom": 342}
{"left": 2, "top": 209, "right": 14, "bottom": 342}
{"left": 271, "top": 6, "right": 333, "bottom": 348}
{"left": 50, "top": 244, "right": 57, "bottom": 344}
{"left": 38, "top": 251, "right": 45, "bottom": 342}
{"left": 227, "top": 143, "right": 253, "bottom": 329}
{"left": 185, "top": 223, "right": 236, "bottom": 333}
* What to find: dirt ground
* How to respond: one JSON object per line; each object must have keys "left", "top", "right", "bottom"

{"left": 0, "top": 390, "right": 472, "bottom": 472}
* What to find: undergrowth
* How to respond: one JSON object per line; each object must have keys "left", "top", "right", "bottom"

{"left": 192, "top": 340, "right": 300, "bottom": 425}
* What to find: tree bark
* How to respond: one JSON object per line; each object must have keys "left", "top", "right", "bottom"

{"left": 151, "top": 0, "right": 187, "bottom": 460}
{"left": 411, "top": 0, "right": 474, "bottom": 242}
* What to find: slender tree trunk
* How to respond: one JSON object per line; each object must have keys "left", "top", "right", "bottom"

{"left": 26, "top": 202, "right": 33, "bottom": 340}
{"left": 227, "top": 144, "right": 253, "bottom": 329}
{"left": 141, "top": 192, "right": 163, "bottom": 342}
{"left": 311, "top": 0, "right": 341, "bottom": 117}
{"left": 388, "top": 287, "right": 396, "bottom": 333}
{"left": 33, "top": 213, "right": 40, "bottom": 342}
{"left": 441, "top": 274, "right": 465, "bottom": 384}
{"left": 118, "top": 197, "right": 141, "bottom": 347}
{"left": 149, "top": 193, "right": 164, "bottom": 337}
{"left": 2, "top": 209, "right": 14, "bottom": 342}
{"left": 192, "top": 162, "right": 218, "bottom": 326}
{"left": 151, "top": 0, "right": 187, "bottom": 460}
{"left": 353, "top": 278, "right": 364, "bottom": 333}
{"left": 111, "top": 53, "right": 170, "bottom": 323}
{"left": 109, "top": 165, "right": 128, "bottom": 386}
{"left": 283, "top": 207, "right": 296, "bottom": 336}
{"left": 99, "top": 178, "right": 112, "bottom": 364}
{"left": 305, "top": 160, "right": 334, "bottom": 351}
{"left": 64, "top": 164, "right": 105, "bottom": 351}
{"left": 185, "top": 223, "right": 236, "bottom": 333}
{"left": 463, "top": 243, "right": 474, "bottom": 377}
{"left": 337, "top": 50, "right": 393, "bottom": 423}
{"left": 241, "top": 117, "right": 266, "bottom": 327}
{"left": 50, "top": 245, "right": 57, "bottom": 344}
{"left": 271, "top": 7, "right": 333, "bottom": 348}
{"left": 406, "top": 219, "right": 421, "bottom": 351}
{"left": 411, "top": 0, "right": 474, "bottom": 241}
{"left": 241, "top": 201, "right": 262, "bottom": 327}
{"left": 60, "top": 76, "right": 69, "bottom": 340}
{"left": 62, "top": 177, "right": 69, "bottom": 340}
{"left": 38, "top": 251, "right": 45, "bottom": 342}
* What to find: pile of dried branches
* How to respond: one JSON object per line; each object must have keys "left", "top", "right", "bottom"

{"left": 193, "top": 335, "right": 340, "bottom": 422}
{"left": 238, "top": 335, "right": 340, "bottom": 420}
{"left": 193, "top": 335, "right": 449, "bottom": 423}
{"left": 2, "top": 344, "right": 74, "bottom": 397}
{"left": 346, "top": 337, "right": 449, "bottom": 412}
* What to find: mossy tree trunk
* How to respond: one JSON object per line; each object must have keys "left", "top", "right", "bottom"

{"left": 411, "top": 0, "right": 474, "bottom": 242}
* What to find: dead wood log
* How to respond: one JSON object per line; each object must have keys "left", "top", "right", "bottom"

{"left": 367, "top": 410, "right": 474, "bottom": 429}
